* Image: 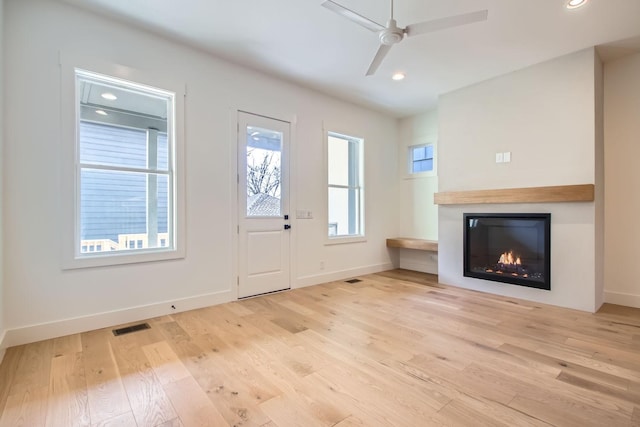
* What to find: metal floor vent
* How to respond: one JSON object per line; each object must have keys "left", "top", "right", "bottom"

{"left": 345, "top": 278, "right": 362, "bottom": 284}
{"left": 112, "top": 323, "right": 150, "bottom": 336}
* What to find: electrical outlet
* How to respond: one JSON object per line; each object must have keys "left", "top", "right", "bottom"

{"left": 320, "top": 260, "right": 325, "bottom": 270}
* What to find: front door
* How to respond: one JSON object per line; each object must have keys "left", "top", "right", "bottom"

{"left": 237, "top": 111, "right": 291, "bottom": 298}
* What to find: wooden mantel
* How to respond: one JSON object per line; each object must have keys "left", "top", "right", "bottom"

{"left": 434, "top": 184, "right": 594, "bottom": 205}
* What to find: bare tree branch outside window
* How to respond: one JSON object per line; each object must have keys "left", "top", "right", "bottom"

{"left": 247, "top": 148, "right": 281, "bottom": 197}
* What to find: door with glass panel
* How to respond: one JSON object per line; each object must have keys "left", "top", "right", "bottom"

{"left": 237, "top": 111, "right": 291, "bottom": 298}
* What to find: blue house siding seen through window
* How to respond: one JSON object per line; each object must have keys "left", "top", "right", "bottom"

{"left": 79, "top": 122, "right": 169, "bottom": 242}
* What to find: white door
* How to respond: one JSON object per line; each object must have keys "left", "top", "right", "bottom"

{"left": 238, "top": 111, "right": 291, "bottom": 298}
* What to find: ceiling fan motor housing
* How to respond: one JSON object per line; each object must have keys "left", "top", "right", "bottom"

{"left": 379, "top": 19, "right": 404, "bottom": 45}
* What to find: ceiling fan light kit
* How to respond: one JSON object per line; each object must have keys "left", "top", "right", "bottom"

{"left": 321, "top": 0, "right": 488, "bottom": 76}
{"left": 379, "top": 19, "right": 404, "bottom": 45}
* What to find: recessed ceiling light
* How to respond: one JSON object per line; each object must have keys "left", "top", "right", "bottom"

{"left": 392, "top": 72, "right": 405, "bottom": 81}
{"left": 101, "top": 92, "right": 117, "bottom": 101}
{"left": 566, "top": 0, "right": 587, "bottom": 9}
{"left": 95, "top": 109, "right": 108, "bottom": 116}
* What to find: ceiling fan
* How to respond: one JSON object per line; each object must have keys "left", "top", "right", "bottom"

{"left": 321, "top": 0, "right": 488, "bottom": 76}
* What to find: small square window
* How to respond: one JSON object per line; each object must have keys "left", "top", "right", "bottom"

{"left": 409, "top": 143, "right": 434, "bottom": 174}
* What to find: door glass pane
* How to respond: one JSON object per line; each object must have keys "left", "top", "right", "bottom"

{"left": 246, "top": 125, "right": 282, "bottom": 217}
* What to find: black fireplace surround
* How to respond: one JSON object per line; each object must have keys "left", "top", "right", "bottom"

{"left": 463, "top": 213, "right": 551, "bottom": 290}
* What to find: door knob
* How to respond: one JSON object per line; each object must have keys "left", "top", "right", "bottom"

{"left": 284, "top": 224, "right": 291, "bottom": 230}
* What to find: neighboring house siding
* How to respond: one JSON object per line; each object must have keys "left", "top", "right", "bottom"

{"left": 247, "top": 193, "right": 281, "bottom": 216}
{"left": 79, "top": 121, "right": 168, "bottom": 242}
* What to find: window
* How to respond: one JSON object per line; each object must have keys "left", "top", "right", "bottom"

{"left": 328, "top": 132, "right": 363, "bottom": 239}
{"left": 409, "top": 143, "right": 434, "bottom": 174}
{"left": 74, "top": 69, "right": 175, "bottom": 259}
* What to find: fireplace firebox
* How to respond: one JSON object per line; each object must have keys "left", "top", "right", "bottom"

{"left": 463, "top": 213, "right": 550, "bottom": 290}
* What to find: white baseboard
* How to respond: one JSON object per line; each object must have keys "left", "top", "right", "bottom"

{"left": 295, "top": 262, "right": 394, "bottom": 288}
{"left": 2, "top": 289, "right": 234, "bottom": 348}
{"left": 399, "top": 260, "right": 438, "bottom": 275}
{"left": 2, "top": 263, "right": 397, "bottom": 349}
{"left": 0, "top": 329, "right": 6, "bottom": 366}
{"left": 604, "top": 290, "right": 640, "bottom": 309}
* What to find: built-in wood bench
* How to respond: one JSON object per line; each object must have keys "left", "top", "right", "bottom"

{"left": 387, "top": 238, "right": 438, "bottom": 274}
{"left": 386, "top": 238, "right": 438, "bottom": 252}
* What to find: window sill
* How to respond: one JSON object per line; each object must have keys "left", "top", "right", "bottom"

{"left": 325, "top": 235, "right": 367, "bottom": 246}
{"left": 62, "top": 247, "right": 185, "bottom": 270}
{"left": 403, "top": 171, "right": 437, "bottom": 180}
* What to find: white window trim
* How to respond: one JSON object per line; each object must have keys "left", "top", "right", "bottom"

{"left": 405, "top": 141, "right": 437, "bottom": 179}
{"left": 324, "top": 127, "right": 366, "bottom": 245}
{"left": 60, "top": 53, "right": 186, "bottom": 269}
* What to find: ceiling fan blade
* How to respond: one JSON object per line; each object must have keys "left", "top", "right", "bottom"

{"left": 321, "top": 0, "right": 385, "bottom": 32}
{"left": 405, "top": 9, "right": 488, "bottom": 37}
{"left": 366, "top": 44, "right": 392, "bottom": 76}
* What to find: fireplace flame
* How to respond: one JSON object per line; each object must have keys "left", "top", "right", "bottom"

{"left": 498, "top": 251, "right": 521, "bottom": 266}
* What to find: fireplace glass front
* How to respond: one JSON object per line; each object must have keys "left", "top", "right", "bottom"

{"left": 463, "top": 213, "right": 550, "bottom": 290}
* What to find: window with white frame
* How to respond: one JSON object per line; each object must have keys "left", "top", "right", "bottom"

{"left": 409, "top": 143, "right": 434, "bottom": 174}
{"left": 74, "top": 69, "right": 176, "bottom": 258}
{"left": 328, "top": 132, "right": 363, "bottom": 238}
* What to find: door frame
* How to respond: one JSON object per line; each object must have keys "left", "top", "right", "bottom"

{"left": 229, "top": 107, "right": 297, "bottom": 300}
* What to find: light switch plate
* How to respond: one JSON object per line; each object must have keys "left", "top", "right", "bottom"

{"left": 296, "top": 210, "right": 313, "bottom": 219}
{"left": 496, "top": 152, "right": 504, "bottom": 163}
{"left": 503, "top": 152, "right": 511, "bottom": 162}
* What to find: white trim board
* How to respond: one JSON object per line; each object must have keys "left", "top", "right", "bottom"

{"left": 295, "top": 262, "right": 393, "bottom": 289}
{"left": 604, "top": 290, "right": 640, "bottom": 309}
{"left": 0, "top": 330, "right": 6, "bottom": 366}
{"left": 2, "top": 262, "right": 394, "bottom": 349}
{"left": 2, "top": 289, "right": 234, "bottom": 348}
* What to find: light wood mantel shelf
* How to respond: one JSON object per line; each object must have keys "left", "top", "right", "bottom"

{"left": 434, "top": 184, "right": 594, "bottom": 205}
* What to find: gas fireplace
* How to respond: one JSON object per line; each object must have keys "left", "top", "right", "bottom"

{"left": 463, "top": 213, "right": 550, "bottom": 290}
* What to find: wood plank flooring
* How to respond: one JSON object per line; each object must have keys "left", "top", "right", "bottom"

{"left": 1, "top": 269, "right": 639, "bottom": 426}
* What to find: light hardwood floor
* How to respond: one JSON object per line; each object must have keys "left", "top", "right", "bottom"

{"left": 1, "top": 269, "right": 639, "bottom": 426}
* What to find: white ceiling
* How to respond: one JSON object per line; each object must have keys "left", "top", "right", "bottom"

{"left": 61, "top": 0, "right": 640, "bottom": 117}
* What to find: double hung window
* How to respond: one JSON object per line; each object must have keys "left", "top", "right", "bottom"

{"left": 74, "top": 70, "right": 176, "bottom": 259}
{"left": 327, "top": 132, "right": 364, "bottom": 239}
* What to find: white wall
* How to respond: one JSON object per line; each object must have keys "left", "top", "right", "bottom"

{"left": 396, "top": 110, "right": 438, "bottom": 273}
{"left": 2, "top": 0, "right": 398, "bottom": 346}
{"left": 398, "top": 110, "right": 439, "bottom": 240}
{"left": 0, "top": 0, "right": 6, "bottom": 362}
{"left": 438, "top": 49, "right": 602, "bottom": 312}
{"left": 594, "top": 52, "right": 605, "bottom": 309}
{"left": 604, "top": 52, "right": 640, "bottom": 308}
